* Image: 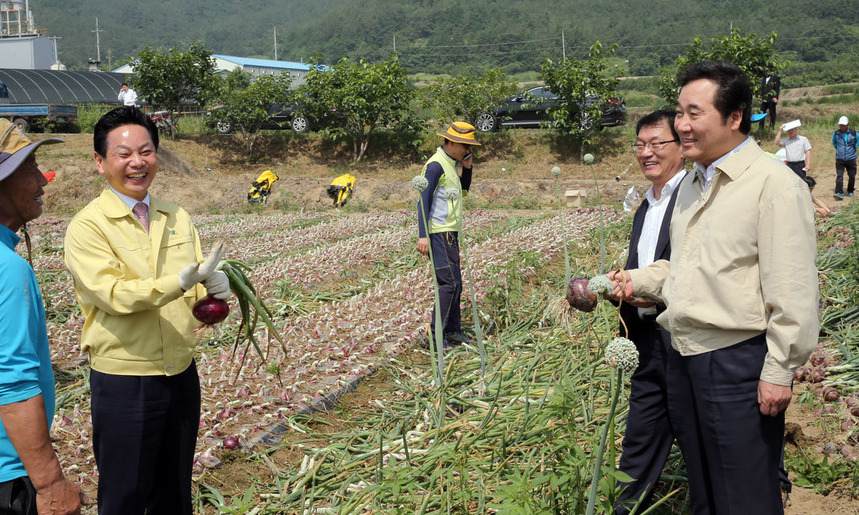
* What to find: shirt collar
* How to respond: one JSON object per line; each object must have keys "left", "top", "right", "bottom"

{"left": 0, "top": 224, "right": 20, "bottom": 250}
{"left": 645, "top": 169, "right": 687, "bottom": 204}
{"left": 110, "top": 187, "right": 150, "bottom": 211}
{"left": 693, "top": 136, "right": 753, "bottom": 188}
{"left": 437, "top": 146, "right": 458, "bottom": 165}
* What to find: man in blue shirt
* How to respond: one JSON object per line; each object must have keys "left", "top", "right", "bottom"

{"left": 0, "top": 118, "right": 80, "bottom": 514}
{"left": 832, "top": 116, "right": 857, "bottom": 200}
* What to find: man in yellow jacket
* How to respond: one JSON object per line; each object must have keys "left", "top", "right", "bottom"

{"left": 63, "top": 107, "right": 230, "bottom": 515}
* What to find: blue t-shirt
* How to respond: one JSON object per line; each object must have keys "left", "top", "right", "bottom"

{"left": 0, "top": 224, "right": 55, "bottom": 481}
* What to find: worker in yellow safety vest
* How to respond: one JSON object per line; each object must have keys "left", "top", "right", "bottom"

{"left": 416, "top": 121, "right": 480, "bottom": 348}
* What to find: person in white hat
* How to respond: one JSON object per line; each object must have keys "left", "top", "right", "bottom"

{"left": 832, "top": 115, "right": 857, "bottom": 200}
{"left": 774, "top": 119, "right": 812, "bottom": 180}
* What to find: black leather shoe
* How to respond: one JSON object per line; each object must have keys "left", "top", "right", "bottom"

{"left": 445, "top": 331, "right": 472, "bottom": 345}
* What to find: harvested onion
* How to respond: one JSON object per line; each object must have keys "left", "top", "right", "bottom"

{"left": 193, "top": 296, "right": 230, "bottom": 325}
{"left": 566, "top": 277, "right": 597, "bottom": 312}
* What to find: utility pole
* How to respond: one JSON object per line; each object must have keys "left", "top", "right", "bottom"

{"left": 273, "top": 26, "right": 278, "bottom": 60}
{"left": 561, "top": 29, "right": 566, "bottom": 62}
{"left": 393, "top": 34, "right": 397, "bottom": 53}
{"left": 92, "top": 17, "right": 104, "bottom": 65}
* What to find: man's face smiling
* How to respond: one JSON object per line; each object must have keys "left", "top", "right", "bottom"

{"left": 635, "top": 121, "right": 682, "bottom": 187}
{"left": 674, "top": 79, "right": 743, "bottom": 166}
{"left": 95, "top": 124, "right": 158, "bottom": 201}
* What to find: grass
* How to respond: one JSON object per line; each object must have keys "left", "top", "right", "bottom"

{"left": 194, "top": 215, "right": 691, "bottom": 514}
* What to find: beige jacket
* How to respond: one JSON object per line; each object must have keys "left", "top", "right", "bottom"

{"left": 629, "top": 139, "right": 819, "bottom": 386}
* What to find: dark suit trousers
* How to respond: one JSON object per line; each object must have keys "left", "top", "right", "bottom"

{"left": 667, "top": 334, "right": 784, "bottom": 515}
{"left": 90, "top": 361, "right": 201, "bottom": 515}
{"left": 615, "top": 319, "right": 675, "bottom": 514}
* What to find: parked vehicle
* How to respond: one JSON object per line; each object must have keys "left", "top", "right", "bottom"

{"left": 149, "top": 110, "right": 177, "bottom": 136}
{"left": 474, "top": 86, "right": 626, "bottom": 132}
{"left": 210, "top": 102, "right": 313, "bottom": 134}
{"left": 0, "top": 103, "right": 77, "bottom": 133}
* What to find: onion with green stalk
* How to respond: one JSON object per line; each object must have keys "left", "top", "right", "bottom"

{"left": 192, "top": 253, "right": 286, "bottom": 378}
{"left": 586, "top": 336, "right": 639, "bottom": 515}
{"left": 412, "top": 175, "right": 446, "bottom": 390}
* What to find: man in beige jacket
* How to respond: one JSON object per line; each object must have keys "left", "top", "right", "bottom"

{"left": 611, "top": 61, "right": 818, "bottom": 514}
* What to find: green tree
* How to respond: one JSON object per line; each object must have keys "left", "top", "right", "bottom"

{"left": 658, "top": 30, "right": 785, "bottom": 105}
{"left": 422, "top": 68, "right": 518, "bottom": 130}
{"left": 133, "top": 43, "right": 218, "bottom": 116}
{"left": 301, "top": 56, "right": 413, "bottom": 161}
{"left": 210, "top": 73, "right": 292, "bottom": 160}
{"left": 541, "top": 42, "right": 620, "bottom": 143}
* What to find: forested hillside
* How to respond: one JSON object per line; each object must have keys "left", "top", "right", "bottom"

{"left": 36, "top": 0, "right": 859, "bottom": 84}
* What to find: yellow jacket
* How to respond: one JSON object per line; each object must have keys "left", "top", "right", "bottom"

{"left": 63, "top": 190, "right": 206, "bottom": 376}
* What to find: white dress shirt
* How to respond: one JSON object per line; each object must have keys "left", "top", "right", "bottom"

{"left": 636, "top": 169, "right": 687, "bottom": 316}
{"left": 694, "top": 136, "right": 753, "bottom": 191}
{"left": 118, "top": 88, "right": 138, "bottom": 107}
{"left": 110, "top": 188, "right": 150, "bottom": 211}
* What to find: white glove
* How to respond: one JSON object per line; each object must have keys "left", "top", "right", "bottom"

{"left": 203, "top": 270, "right": 230, "bottom": 299}
{"left": 179, "top": 242, "right": 224, "bottom": 291}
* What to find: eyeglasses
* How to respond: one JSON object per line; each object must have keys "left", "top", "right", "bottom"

{"left": 631, "top": 139, "right": 678, "bottom": 153}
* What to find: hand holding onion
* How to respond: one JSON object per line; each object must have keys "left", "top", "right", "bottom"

{"left": 190, "top": 251, "right": 286, "bottom": 377}
{"left": 566, "top": 274, "right": 613, "bottom": 312}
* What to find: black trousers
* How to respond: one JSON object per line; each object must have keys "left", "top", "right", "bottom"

{"left": 429, "top": 231, "right": 462, "bottom": 337}
{"left": 764, "top": 100, "right": 777, "bottom": 129}
{"left": 786, "top": 161, "right": 806, "bottom": 181}
{"left": 90, "top": 361, "right": 201, "bottom": 515}
{"left": 0, "top": 477, "right": 35, "bottom": 515}
{"left": 615, "top": 320, "right": 677, "bottom": 514}
{"left": 835, "top": 159, "right": 856, "bottom": 194}
{"left": 615, "top": 320, "right": 712, "bottom": 514}
{"left": 667, "top": 334, "right": 785, "bottom": 515}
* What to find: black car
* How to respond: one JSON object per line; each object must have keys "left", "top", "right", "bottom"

{"left": 474, "top": 86, "right": 626, "bottom": 132}
{"left": 211, "top": 102, "right": 313, "bottom": 134}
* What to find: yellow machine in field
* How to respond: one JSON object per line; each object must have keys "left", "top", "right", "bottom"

{"left": 326, "top": 173, "right": 356, "bottom": 207}
{"left": 248, "top": 170, "right": 279, "bottom": 204}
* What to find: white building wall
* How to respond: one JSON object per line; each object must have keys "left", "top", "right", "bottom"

{"left": 0, "top": 36, "right": 54, "bottom": 69}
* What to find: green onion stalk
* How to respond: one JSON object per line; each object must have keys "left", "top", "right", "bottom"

{"left": 551, "top": 165, "right": 572, "bottom": 285}
{"left": 412, "top": 175, "right": 446, "bottom": 389}
{"left": 583, "top": 152, "right": 607, "bottom": 273}
{"left": 219, "top": 259, "right": 286, "bottom": 379}
{"left": 585, "top": 336, "right": 638, "bottom": 515}
{"left": 451, "top": 189, "right": 488, "bottom": 392}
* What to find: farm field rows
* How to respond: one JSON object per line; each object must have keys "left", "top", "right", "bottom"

{"left": 29, "top": 206, "right": 620, "bottom": 506}
{"left": 22, "top": 197, "right": 859, "bottom": 513}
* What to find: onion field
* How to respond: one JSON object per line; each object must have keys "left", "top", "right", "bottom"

{"left": 25, "top": 199, "right": 859, "bottom": 513}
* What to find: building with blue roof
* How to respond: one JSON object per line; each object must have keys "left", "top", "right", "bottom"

{"left": 113, "top": 53, "right": 323, "bottom": 87}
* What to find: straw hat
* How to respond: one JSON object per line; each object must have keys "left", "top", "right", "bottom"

{"left": 437, "top": 121, "right": 481, "bottom": 146}
{"left": 0, "top": 118, "right": 62, "bottom": 182}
